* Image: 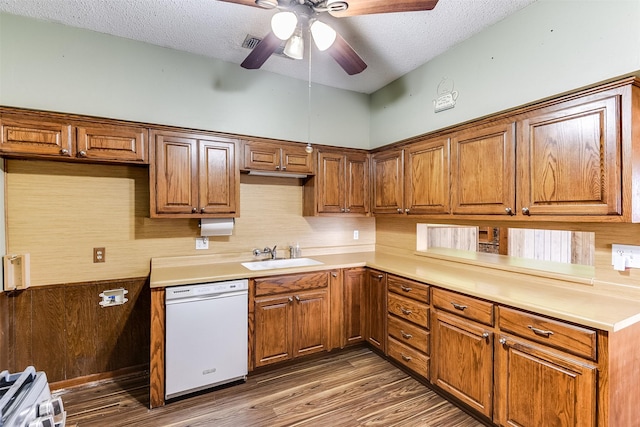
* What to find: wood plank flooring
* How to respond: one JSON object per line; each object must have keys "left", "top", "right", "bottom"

{"left": 55, "top": 347, "right": 488, "bottom": 427}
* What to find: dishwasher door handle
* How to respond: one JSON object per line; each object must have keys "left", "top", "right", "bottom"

{"left": 165, "top": 290, "right": 248, "bottom": 305}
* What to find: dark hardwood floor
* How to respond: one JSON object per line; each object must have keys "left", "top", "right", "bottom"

{"left": 55, "top": 347, "right": 487, "bottom": 426}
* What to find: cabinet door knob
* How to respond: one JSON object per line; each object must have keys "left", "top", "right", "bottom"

{"left": 331, "top": 272, "right": 338, "bottom": 278}
{"left": 405, "top": 208, "right": 410, "bottom": 213}
{"left": 191, "top": 207, "right": 197, "bottom": 213}
{"left": 294, "top": 295, "right": 301, "bottom": 302}
{"left": 282, "top": 166, "right": 286, "bottom": 170}
{"left": 499, "top": 337, "right": 507, "bottom": 345}
{"left": 451, "top": 302, "right": 467, "bottom": 311}
{"left": 505, "top": 207, "right": 515, "bottom": 216}
{"left": 345, "top": 208, "right": 350, "bottom": 212}
{"left": 396, "top": 208, "right": 403, "bottom": 214}
{"left": 522, "top": 207, "right": 530, "bottom": 215}
{"left": 376, "top": 274, "right": 384, "bottom": 279}
{"left": 200, "top": 208, "right": 205, "bottom": 213}
{"left": 288, "top": 296, "right": 293, "bottom": 303}
{"left": 341, "top": 208, "right": 345, "bottom": 212}
{"left": 60, "top": 149, "right": 69, "bottom": 155}
{"left": 275, "top": 165, "right": 280, "bottom": 170}
{"left": 482, "top": 332, "right": 490, "bottom": 339}
{"left": 77, "top": 150, "right": 87, "bottom": 157}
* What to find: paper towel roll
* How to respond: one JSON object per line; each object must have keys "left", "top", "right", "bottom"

{"left": 200, "top": 218, "right": 235, "bottom": 236}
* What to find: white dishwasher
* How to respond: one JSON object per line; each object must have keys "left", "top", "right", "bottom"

{"left": 165, "top": 279, "right": 248, "bottom": 400}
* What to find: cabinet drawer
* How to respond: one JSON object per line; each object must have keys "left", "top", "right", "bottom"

{"left": 255, "top": 271, "right": 329, "bottom": 296}
{"left": 388, "top": 337, "right": 429, "bottom": 378}
{"left": 498, "top": 306, "right": 597, "bottom": 361}
{"left": 387, "top": 314, "right": 429, "bottom": 354}
{"left": 432, "top": 288, "right": 494, "bottom": 326}
{"left": 388, "top": 293, "right": 429, "bottom": 327}
{"left": 387, "top": 275, "right": 429, "bottom": 303}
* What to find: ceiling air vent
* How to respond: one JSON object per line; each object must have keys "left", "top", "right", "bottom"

{"left": 242, "top": 34, "right": 290, "bottom": 58}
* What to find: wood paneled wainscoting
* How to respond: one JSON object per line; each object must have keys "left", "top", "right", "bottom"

{"left": 0, "top": 277, "right": 150, "bottom": 386}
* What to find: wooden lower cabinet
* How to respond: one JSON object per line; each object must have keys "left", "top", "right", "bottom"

{"left": 495, "top": 334, "right": 597, "bottom": 427}
{"left": 365, "top": 269, "right": 387, "bottom": 352}
{"left": 342, "top": 268, "right": 366, "bottom": 346}
{"left": 431, "top": 310, "right": 494, "bottom": 419}
{"left": 252, "top": 272, "right": 329, "bottom": 368}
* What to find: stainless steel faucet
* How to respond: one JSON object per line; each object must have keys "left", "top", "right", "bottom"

{"left": 253, "top": 245, "right": 277, "bottom": 259}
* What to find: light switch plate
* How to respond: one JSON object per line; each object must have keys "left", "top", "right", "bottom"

{"left": 196, "top": 237, "right": 209, "bottom": 250}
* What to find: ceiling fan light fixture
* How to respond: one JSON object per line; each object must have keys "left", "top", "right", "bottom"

{"left": 310, "top": 20, "right": 337, "bottom": 51}
{"left": 283, "top": 27, "right": 304, "bottom": 59}
{"left": 271, "top": 11, "right": 298, "bottom": 40}
{"left": 255, "top": 0, "right": 278, "bottom": 8}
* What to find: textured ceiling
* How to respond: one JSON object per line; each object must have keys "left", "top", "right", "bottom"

{"left": 0, "top": 0, "right": 537, "bottom": 94}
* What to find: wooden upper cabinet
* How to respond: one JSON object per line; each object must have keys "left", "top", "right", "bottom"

{"left": 517, "top": 92, "right": 621, "bottom": 217}
{"left": 0, "top": 113, "right": 73, "bottom": 157}
{"left": 151, "top": 129, "right": 238, "bottom": 218}
{"left": 451, "top": 121, "right": 516, "bottom": 215}
{"left": 0, "top": 112, "right": 147, "bottom": 163}
{"left": 371, "top": 149, "right": 404, "bottom": 215}
{"left": 404, "top": 137, "right": 450, "bottom": 215}
{"left": 242, "top": 140, "right": 313, "bottom": 174}
{"left": 75, "top": 123, "right": 146, "bottom": 163}
{"left": 306, "top": 149, "right": 369, "bottom": 216}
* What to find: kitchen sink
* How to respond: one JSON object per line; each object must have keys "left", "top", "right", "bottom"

{"left": 241, "top": 257, "right": 324, "bottom": 271}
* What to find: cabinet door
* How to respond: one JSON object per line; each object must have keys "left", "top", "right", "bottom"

{"left": 281, "top": 145, "right": 313, "bottom": 174}
{"left": 371, "top": 149, "right": 404, "bottom": 215}
{"left": 345, "top": 153, "right": 369, "bottom": 215}
{"left": 518, "top": 94, "right": 621, "bottom": 217}
{"left": 0, "top": 113, "right": 73, "bottom": 157}
{"left": 451, "top": 122, "right": 516, "bottom": 215}
{"left": 405, "top": 137, "right": 450, "bottom": 214}
{"left": 243, "top": 141, "right": 281, "bottom": 171}
{"left": 152, "top": 132, "right": 198, "bottom": 215}
{"left": 317, "top": 151, "right": 346, "bottom": 213}
{"left": 343, "top": 268, "right": 366, "bottom": 346}
{"left": 254, "top": 295, "right": 293, "bottom": 367}
{"left": 365, "top": 270, "right": 387, "bottom": 352}
{"left": 432, "top": 310, "right": 493, "bottom": 418}
{"left": 495, "top": 335, "right": 596, "bottom": 427}
{"left": 199, "top": 138, "right": 238, "bottom": 215}
{"left": 292, "top": 289, "right": 328, "bottom": 358}
{"left": 76, "top": 123, "right": 147, "bottom": 163}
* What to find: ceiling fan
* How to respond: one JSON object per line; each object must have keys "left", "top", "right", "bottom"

{"left": 220, "top": 0, "right": 439, "bottom": 75}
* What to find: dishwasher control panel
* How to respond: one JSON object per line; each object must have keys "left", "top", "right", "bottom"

{"left": 166, "top": 279, "right": 248, "bottom": 300}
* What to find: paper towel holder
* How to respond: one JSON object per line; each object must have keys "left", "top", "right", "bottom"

{"left": 199, "top": 218, "right": 235, "bottom": 236}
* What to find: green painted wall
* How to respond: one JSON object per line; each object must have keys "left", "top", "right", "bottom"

{"left": 370, "top": 0, "right": 640, "bottom": 147}
{"left": 0, "top": 13, "right": 370, "bottom": 149}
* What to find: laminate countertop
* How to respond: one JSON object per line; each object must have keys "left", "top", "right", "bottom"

{"left": 150, "top": 251, "right": 640, "bottom": 333}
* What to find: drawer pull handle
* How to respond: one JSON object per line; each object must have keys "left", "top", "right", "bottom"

{"left": 401, "top": 330, "right": 413, "bottom": 339}
{"left": 401, "top": 354, "right": 412, "bottom": 362}
{"left": 451, "top": 302, "right": 467, "bottom": 311}
{"left": 400, "top": 286, "right": 412, "bottom": 292}
{"left": 401, "top": 308, "right": 412, "bottom": 315}
{"left": 528, "top": 325, "right": 554, "bottom": 337}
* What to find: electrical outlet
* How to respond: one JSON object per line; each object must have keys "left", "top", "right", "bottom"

{"left": 353, "top": 230, "right": 359, "bottom": 240}
{"left": 93, "top": 247, "right": 105, "bottom": 263}
{"left": 196, "top": 237, "right": 209, "bottom": 250}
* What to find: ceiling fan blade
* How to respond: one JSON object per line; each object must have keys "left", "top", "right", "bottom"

{"left": 241, "top": 32, "right": 281, "bottom": 70}
{"left": 331, "top": 0, "right": 439, "bottom": 17}
{"left": 327, "top": 34, "right": 367, "bottom": 75}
